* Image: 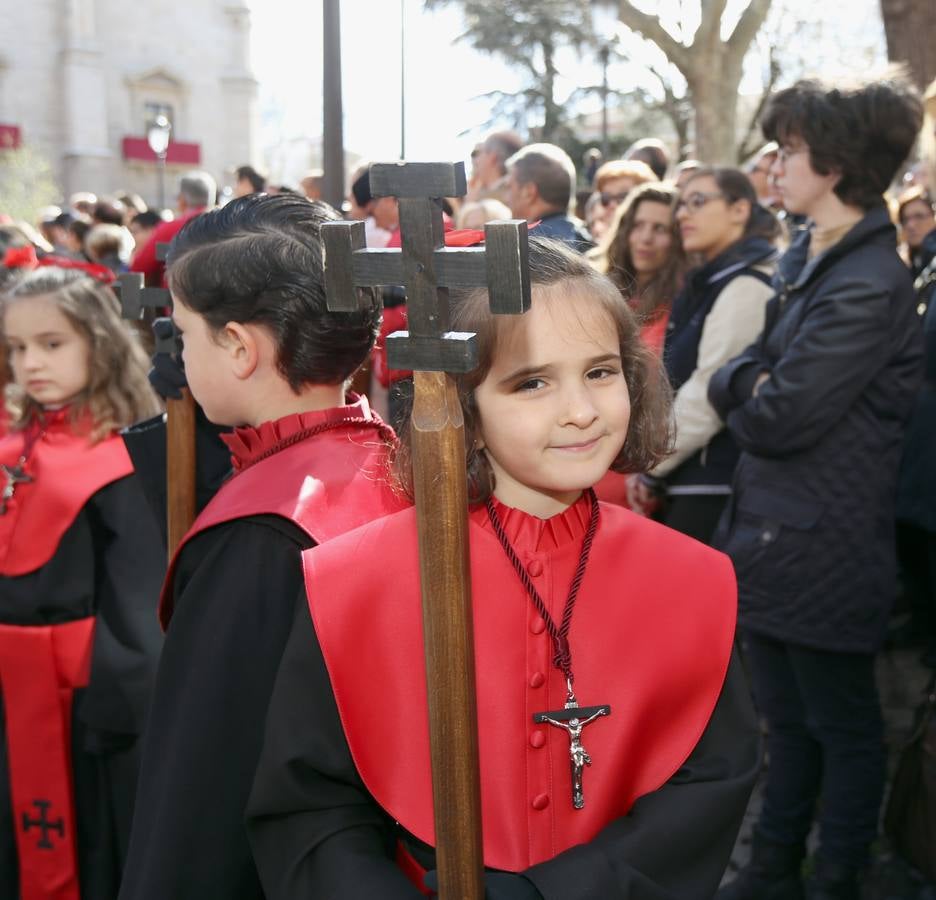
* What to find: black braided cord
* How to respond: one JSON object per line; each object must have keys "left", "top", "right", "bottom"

{"left": 485, "top": 488, "right": 600, "bottom": 686}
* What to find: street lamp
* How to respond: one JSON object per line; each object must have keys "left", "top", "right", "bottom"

{"left": 147, "top": 115, "right": 172, "bottom": 211}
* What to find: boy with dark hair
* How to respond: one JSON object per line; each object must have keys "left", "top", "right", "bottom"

{"left": 711, "top": 75, "right": 925, "bottom": 900}
{"left": 117, "top": 194, "right": 406, "bottom": 900}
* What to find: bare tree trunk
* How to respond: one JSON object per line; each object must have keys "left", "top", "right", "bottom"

{"left": 880, "top": 0, "right": 936, "bottom": 91}
{"left": 686, "top": 60, "right": 744, "bottom": 164}
{"left": 541, "top": 38, "right": 560, "bottom": 142}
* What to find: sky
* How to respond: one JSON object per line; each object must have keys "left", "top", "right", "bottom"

{"left": 247, "top": 0, "right": 887, "bottom": 184}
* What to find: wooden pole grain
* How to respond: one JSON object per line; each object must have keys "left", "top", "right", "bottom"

{"left": 410, "top": 370, "right": 484, "bottom": 900}
{"left": 165, "top": 389, "right": 197, "bottom": 558}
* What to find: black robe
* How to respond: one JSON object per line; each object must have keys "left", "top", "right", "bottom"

{"left": 0, "top": 475, "right": 165, "bottom": 900}
{"left": 246, "top": 599, "right": 761, "bottom": 900}
{"left": 117, "top": 516, "right": 311, "bottom": 900}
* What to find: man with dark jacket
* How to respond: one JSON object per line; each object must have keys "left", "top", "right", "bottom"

{"left": 710, "top": 77, "right": 924, "bottom": 900}
{"left": 504, "top": 143, "right": 594, "bottom": 253}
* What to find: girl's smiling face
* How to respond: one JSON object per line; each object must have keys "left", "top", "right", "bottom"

{"left": 4, "top": 295, "right": 91, "bottom": 408}
{"left": 473, "top": 286, "right": 631, "bottom": 519}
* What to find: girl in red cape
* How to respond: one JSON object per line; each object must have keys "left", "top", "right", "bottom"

{"left": 246, "top": 237, "right": 761, "bottom": 899}
{"left": 0, "top": 267, "right": 164, "bottom": 900}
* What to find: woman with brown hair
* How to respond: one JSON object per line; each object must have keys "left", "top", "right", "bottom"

{"left": 593, "top": 181, "right": 685, "bottom": 355}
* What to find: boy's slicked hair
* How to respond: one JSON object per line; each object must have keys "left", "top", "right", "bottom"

{"left": 761, "top": 74, "right": 923, "bottom": 211}
{"left": 166, "top": 194, "right": 381, "bottom": 391}
{"left": 393, "top": 237, "right": 674, "bottom": 502}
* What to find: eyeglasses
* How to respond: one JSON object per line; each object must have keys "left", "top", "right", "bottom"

{"left": 901, "top": 210, "right": 935, "bottom": 225}
{"left": 675, "top": 191, "right": 724, "bottom": 214}
{"left": 600, "top": 191, "right": 630, "bottom": 206}
{"left": 776, "top": 146, "right": 809, "bottom": 165}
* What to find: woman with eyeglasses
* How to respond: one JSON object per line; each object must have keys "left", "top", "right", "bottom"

{"left": 709, "top": 76, "right": 924, "bottom": 900}
{"left": 896, "top": 185, "right": 936, "bottom": 276}
{"left": 630, "top": 168, "right": 779, "bottom": 543}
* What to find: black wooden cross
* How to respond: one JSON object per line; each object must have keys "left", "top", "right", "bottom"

{"left": 113, "top": 240, "right": 195, "bottom": 555}
{"left": 22, "top": 799, "right": 64, "bottom": 850}
{"left": 323, "top": 161, "right": 530, "bottom": 370}
{"left": 322, "top": 161, "right": 530, "bottom": 900}
{"left": 113, "top": 242, "right": 173, "bottom": 347}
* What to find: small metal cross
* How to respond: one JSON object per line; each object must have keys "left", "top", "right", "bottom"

{"left": 0, "top": 463, "right": 32, "bottom": 514}
{"left": 534, "top": 700, "right": 611, "bottom": 809}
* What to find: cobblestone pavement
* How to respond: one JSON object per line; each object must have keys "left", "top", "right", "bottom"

{"left": 721, "top": 645, "right": 935, "bottom": 899}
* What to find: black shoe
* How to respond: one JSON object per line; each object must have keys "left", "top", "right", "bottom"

{"left": 717, "top": 834, "right": 806, "bottom": 900}
{"left": 805, "top": 858, "right": 861, "bottom": 900}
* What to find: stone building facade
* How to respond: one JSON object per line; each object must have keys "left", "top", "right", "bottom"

{"left": 0, "top": 0, "right": 258, "bottom": 206}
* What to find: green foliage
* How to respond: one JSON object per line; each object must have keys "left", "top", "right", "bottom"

{"left": 0, "top": 145, "right": 61, "bottom": 223}
{"left": 425, "top": 0, "right": 599, "bottom": 140}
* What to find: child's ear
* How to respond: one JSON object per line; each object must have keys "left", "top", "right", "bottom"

{"left": 221, "top": 321, "right": 260, "bottom": 381}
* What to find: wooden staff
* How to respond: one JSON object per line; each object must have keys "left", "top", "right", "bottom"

{"left": 116, "top": 251, "right": 197, "bottom": 558}
{"left": 323, "top": 161, "right": 530, "bottom": 899}
{"left": 162, "top": 389, "right": 196, "bottom": 555}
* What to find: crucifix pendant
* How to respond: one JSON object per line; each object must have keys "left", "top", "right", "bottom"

{"left": 0, "top": 463, "right": 32, "bottom": 514}
{"left": 533, "top": 696, "right": 611, "bottom": 809}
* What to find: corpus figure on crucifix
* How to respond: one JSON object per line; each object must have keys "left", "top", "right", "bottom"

{"left": 246, "top": 162, "right": 760, "bottom": 900}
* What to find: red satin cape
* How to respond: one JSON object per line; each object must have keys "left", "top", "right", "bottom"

{"left": 159, "top": 396, "right": 406, "bottom": 628}
{"left": 0, "top": 617, "right": 94, "bottom": 900}
{"left": 0, "top": 413, "right": 133, "bottom": 576}
{"left": 306, "top": 499, "right": 736, "bottom": 873}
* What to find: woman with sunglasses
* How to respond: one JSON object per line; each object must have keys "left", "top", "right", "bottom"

{"left": 588, "top": 159, "right": 658, "bottom": 241}
{"left": 630, "top": 168, "right": 780, "bottom": 543}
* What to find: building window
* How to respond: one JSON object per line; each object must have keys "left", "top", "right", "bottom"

{"left": 144, "top": 102, "right": 174, "bottom": 131}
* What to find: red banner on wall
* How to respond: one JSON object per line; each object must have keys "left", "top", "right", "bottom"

{"left": 122, "top": 137, "right": 200, "bottom": 165}
{"left": 0, "top": 125, "right": 22, "bottom": 150}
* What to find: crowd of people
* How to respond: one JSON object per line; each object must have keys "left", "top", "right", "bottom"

{"left": 0, "top": 70, "right": 934, "bottom": 900}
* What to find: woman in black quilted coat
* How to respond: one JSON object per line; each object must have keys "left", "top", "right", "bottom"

{"left": 710, "top": 77, "right": 924, "bottom": 900}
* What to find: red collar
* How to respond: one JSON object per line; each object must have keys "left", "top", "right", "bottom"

{"left": 159, "top": 395, "right": 406, "bottom": 629}
{"left": 472, "top": 493, "right": 592, "bottom": 553}
{"left": 0, "top": 410, "right": 133, "bottom": 575}
{"left": 221, "top": 395, "right": 392, "bottom": 472}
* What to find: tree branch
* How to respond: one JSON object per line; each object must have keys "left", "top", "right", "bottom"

{"left": 736, "top": 48, "right": 781, "bottom": 161}
{"left": 697, "top": 0, "right": 730, "bottom": 46}
{"left": 726, "top": 0, "right": 773, "bottom": 59}
{"left": 616, "top": 1, "right": 690, "bottom": 73}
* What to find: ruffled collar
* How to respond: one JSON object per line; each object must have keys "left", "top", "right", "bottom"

{"left": 36, "top": 406, "right": 72, "bottom": 432}
{"left": 472, "top": 490, "right": 593, "bottom": 553}
{"left": 17, "top": 405, "right": 93, "bottom": 443}
{"left": 222, "top": 394, "right": 388, "bottom": 472}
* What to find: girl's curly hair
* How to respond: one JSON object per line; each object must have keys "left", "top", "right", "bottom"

{"left": 2, "top": 267, "right": 161, "bottom": 440}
